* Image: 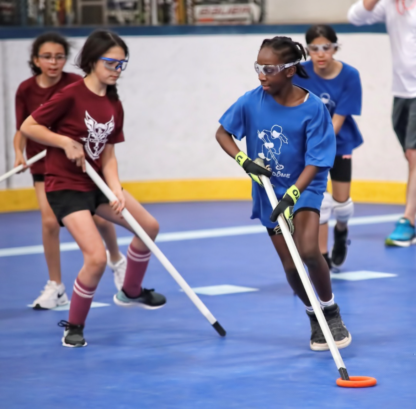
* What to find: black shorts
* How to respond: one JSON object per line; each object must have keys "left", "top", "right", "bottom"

{"left": 330, "top": 155, "right": 352, "bottom": 183}
{"left": 392, "top": 97, "right": 416, "bottom": 151}
{"left": 266, "top": 207, "right": 320, "bottom": 236}
{"left": 32, "top": 174, "right": 45, "bottom": 184}
{"left": 46, "top": 189, "right": 109, "bottom": 226}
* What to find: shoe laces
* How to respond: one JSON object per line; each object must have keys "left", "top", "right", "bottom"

{"left": 141, "top": 288, "right": 155, "bottom": 295}
{"left": 57, "top": 320, "right": 84, "bottom": 331}
{"left": 39, "top": 281, "right": 60, "bottom": 296}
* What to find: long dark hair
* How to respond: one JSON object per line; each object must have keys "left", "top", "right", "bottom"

{"left": 77, "top": 30, "right": 129, "bottom": 101}
{"left": 260, "top": 36, "right": 308, "bottom": 79}
{"left": 305, "top": 24, "right": 338, "bottom": 45}
{"left": 29, "top": 32, "right": 70, "bottom": 76}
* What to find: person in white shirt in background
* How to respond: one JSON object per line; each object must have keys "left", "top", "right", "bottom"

{"left": 348, "top": 0, "right": 416, "bottom": 247}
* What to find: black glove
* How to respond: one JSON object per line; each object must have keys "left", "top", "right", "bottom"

{"left": 235, "top": 151, "right": 272, "bottom": 186}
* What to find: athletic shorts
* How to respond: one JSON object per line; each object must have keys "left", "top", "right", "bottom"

{"left": 330, "top": 155, "right": 352, "bottom": 183}
{"left": 46, "top": 189, "right": 109, "bottom": 226}
{"left": 266, "top": 207, "right": 320, "bottom": 236}
{"left": 32, "top": 174, "right": 45, "bottom": 184}
{"left": 392, "top": 97, "right": 416, "bottom": 151}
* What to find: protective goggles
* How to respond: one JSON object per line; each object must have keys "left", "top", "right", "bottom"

{"left": 254, "top": 60, "right": 300, "bottom": 76}
{"left": 100, "top": 57, "right": 129, "bottom": 71}
{"left": 306, "top": 43, "right": 338, "bottom": 53}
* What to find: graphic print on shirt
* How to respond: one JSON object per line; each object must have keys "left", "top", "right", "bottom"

{"left": 320, "top": 93, "right": 336, "bottom": 115}
{"left": 257, "top": 125, "right": 290, "bottom": 178}
{"left": 396, "top": 0, "right": 416, "bottom": 15}
{"left": 82, "top": 112, "right": 115, "bottom": 160}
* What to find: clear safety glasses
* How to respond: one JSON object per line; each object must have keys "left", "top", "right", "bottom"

{"left": 100, "top": 57, "right": 129, "bottom": 72}
{"left": 38, "top": 54, "right": 67, "bottom": 63}
{"left": 254, "top": 60, "right": 300, "bottom": 76}
{"left": 306, "top": 43, "right": 338, "bottom": 53}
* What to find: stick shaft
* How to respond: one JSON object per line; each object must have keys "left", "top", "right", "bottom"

{"left": 0, "top": 150, "right": 47, "bottom": 184}
{"left": 85, "top": 162, "right": 219, "bottom": 326}
{"left": 260, "top": 175, "right": 346, "bottom": 371}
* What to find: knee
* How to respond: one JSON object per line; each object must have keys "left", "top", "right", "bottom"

{"left": 320, "top": 192, "right": 333, "bottom": 225}
{"left": 298, "top": 247, "right": 320, "bottom": 268}
{"left": 146, "top": 218, "right": 160, "bottom": 240}
{"left": 84, "top": 249, "right": 107, "bottom": 277}
{"left": 42, "top": 215, "right": 60, "bottom": 235}
{"left": 405, "top": 149, "right": 416, "bottom": 165}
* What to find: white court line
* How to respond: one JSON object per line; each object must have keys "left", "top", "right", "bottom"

{"left": 0, "top": 213, "right": 403, "bottom": 259}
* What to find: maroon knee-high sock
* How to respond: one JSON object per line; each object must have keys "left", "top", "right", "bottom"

{"left": 68, "top": 277, "right": 97, "bottom": 326}
{"left": 122, "top": 244, "right": 151, "bottom": 298}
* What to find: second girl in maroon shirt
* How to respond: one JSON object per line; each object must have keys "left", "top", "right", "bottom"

{"left": 22, "top": 30, "right": 166, "bottom": 347}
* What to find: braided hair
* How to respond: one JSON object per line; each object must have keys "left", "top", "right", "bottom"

{"left": 260, "top": 36, "right": 309, "bottom": 79}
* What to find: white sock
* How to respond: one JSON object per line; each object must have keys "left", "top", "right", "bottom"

{"left": 320, "top": 294, "right": 335, "bottom": 308}
{"left": 305, "top": 305, "right": 314, "bottom": 313}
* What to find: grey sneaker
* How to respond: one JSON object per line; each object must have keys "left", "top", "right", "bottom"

{"left": 306, "top": 304, "right": 352, "bottom": 351}
{"left": 58, "top": 320, "right": 87, "bottom": 348}
{"left": 306, "top": 310, "right": 328, "bottom": 351}
{"left": 113, "top": 288, "right": 166, "bottom": 310}
{"left": 324, "top": 303, "right": 352, "bottom": 349}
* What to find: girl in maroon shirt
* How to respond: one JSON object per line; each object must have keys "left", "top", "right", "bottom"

{"left": 22, "top": 30, "right": 166, "bottom": 348}
{"left": 14, "top": 32, "right": 128, "bottom": 311}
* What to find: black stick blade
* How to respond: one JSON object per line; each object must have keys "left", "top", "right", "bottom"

{"left": 212, "top": 321, "right": 226, "bottom": 337}
{"left": 338, "top": 367, "right": 350, "bottom": 381}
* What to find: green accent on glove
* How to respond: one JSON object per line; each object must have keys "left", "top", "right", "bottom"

{"left": 286, "top": 185, "right": 300, "bottom": 205}
{"left": 235, "top": 151, "right": 249, "bottom": 167}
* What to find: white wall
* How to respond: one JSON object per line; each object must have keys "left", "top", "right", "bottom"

{"left": 265, "top": 0, "right": 357, "bottom": 24}
{"left": 0, "top": 32, "right": 407, "bottom": 189}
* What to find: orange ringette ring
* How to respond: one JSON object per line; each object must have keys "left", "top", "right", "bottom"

{"left": 336, "top": 376, "right": 377, "bottom": 388}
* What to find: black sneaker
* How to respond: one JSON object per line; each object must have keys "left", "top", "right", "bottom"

{"left": 306, "top": 310, "right": 328, "bottom": 351}
{"left": 331, "top": 227, "right": 349, "bottom": 268}
{"left": 58, "top": 320, "right": 87, "bottom": 348}
{"left": 323, "top": 304, "right": 352, "bottom": 350}
{"left": 322, "top": 252, "right": 332, "bottom": 270}
{"left": 113, "top": 288, "right": 167, "bottom": 309}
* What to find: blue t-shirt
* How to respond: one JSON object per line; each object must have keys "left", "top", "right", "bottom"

{"left": 293, "top": 60, "right": 363, "bottom": 156}
{"left": 219, "top": 86, "right": 336, "bottom": 228}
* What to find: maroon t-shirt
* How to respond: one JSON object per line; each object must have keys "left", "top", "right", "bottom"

{"left": 31, "top": 80, "right": 125, "bottom": 193}
{"left": 15, "top": 72, "right": 82, "bottom": 174}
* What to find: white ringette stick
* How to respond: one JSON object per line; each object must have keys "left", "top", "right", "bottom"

{"left": 85, "top": 161, "right": 226, "bottom": 336}
{"left": 257, "top": 161, "right": 349, "bottom": 380}
{"left": 0, "top": 150, "right": 47, "bottom": 184}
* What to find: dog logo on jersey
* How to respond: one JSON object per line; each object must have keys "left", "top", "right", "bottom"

{"left": 320, "top": 93, "right": 336, "bottom": 114}
{"left": 82, "top": 112, "right": 115, "bottom": 160}
{"left": 257, "top": 125, "right": 290, "bottom": 178}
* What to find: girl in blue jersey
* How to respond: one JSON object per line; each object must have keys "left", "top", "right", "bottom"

{"left": 294, "top": 25, "right": 363, "bottom": 270}
{"left": 216, "top": 36, "right": 351, "bottom": 351}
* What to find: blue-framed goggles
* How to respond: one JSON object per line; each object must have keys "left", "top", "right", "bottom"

{"left": 100, "top": 57, "right": 129, "bottom": 72}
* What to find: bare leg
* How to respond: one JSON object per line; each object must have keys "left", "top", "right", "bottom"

{"left": 62, "top": 210, "right": 107, "bottom": 288}
{"left": 34, "top": 182, "right": 62, "bottom": 284}
{"left": 319, "top": 223, "right": 329, "bottom": 254}
{"left": 93, "top": 215, "right": 121, "bottom": 263}
{"left": 270, "top": 211, "right": 332, "bottom": 305}
{"left": 332, "top": 180, "right": 351, "bottom": 232}
{"left": 294, "top": 211, "right": 333, "bottom": 302}
{"left": 95, "top": 190, "right": 159, "bottom": 250}
{"left": 403, "top": 149, "right": 416, "bottom": 223}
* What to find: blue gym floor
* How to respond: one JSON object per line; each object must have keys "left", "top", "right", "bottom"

{"left": 0, "top": 202, "right": 415, "bottom": 408}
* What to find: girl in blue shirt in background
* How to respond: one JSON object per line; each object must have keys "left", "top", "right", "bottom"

{"left": 294, "top": 25, "right": 363, "bottom": 270}
{"left": 216, "top": 36, "right": 351, "bottom": 351}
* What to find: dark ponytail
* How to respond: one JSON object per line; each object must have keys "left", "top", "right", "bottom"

{"left": 77, "top": 30, "right": 129, "bottom": 101}
{"left": 260, "top": 36, "right": 308, "bottom": 79}
{"left": 29, "top": 32, "right": 70, "bottom": 76}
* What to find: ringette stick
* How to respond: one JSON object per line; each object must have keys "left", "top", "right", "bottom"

{"left": 256, "top": 158, "right": 349, "bottom": 380}
{"left": 85, "top": 161, "right": 226, "bottom": 337}
{"left": 0, "top": 150, "right": 46, "bottom": 184}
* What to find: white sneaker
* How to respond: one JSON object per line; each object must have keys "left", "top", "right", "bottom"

{"left": 32, "top": 280, "right": 69, "bottom": 310}
{"left": 106, "top": 251, "right": 127, "bottom": 291}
